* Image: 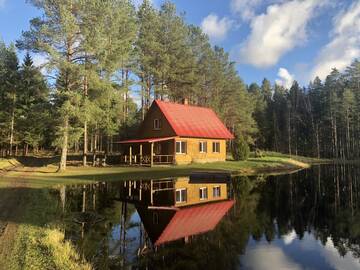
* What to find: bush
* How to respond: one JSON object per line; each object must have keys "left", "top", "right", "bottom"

{"left": 232, "top": 135, "right": 250, "bottom": 161}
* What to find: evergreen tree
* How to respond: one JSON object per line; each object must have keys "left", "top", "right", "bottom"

{"left": 18, "top": 53, "right": 50, "bottom": 154}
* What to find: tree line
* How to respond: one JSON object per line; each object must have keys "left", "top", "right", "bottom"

{"left": 0, "top": 0, "right": 359, "bottom": 170}
{"left": 251, "top": 61, "right": 360, "bottom": 160}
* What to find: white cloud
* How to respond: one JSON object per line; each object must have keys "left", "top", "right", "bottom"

{"left": 201, "top": 13, "right": 233, "bottom": 42}
{"left": 241, "top": 243, "right": 302, "bottom": 270}
{"left": 236, "top": 0, "right": 326, "bottom": 68}
{"left": 32, "top": 54, "right": 48, "bottom": 68}
{"left": 282, "top": 229, "right": 297, "bottom": 245}
{"left": 230, "top": 0, "right": 262, "bottom": 21}
{"left": 311, "top": 1, "right": 360, "bottom": 80}
{"left": 0, "top": 0, "right": 6, "bottom": 8}
{"left": 275, "top": 67, "right": 294, "bottom": 89}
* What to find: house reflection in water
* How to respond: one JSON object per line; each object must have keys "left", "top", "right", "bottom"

{"left": 119, "top": 176, "right": 235, "bottom": 246}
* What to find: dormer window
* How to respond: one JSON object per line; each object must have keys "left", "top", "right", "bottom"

{"left": 153, "top": 118, "right": 161, "bottom": 130}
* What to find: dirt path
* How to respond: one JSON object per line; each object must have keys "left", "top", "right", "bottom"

{"left": 0, "top": 166, "right": 34, "bottom": 269}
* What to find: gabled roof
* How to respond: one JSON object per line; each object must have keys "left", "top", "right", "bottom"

{"left": 154, "top": 100, "right": 234, "bottom": 140}
{"left": 154, "top": 200, "right": 235, "bottom": 246}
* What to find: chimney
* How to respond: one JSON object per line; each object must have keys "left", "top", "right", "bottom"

{"left": 182, "top": 98, "right": 189, "bottom": 105}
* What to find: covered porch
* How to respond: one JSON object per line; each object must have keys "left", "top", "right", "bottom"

{"left": 117, "top": 137, "right": 176, "bottom": 166}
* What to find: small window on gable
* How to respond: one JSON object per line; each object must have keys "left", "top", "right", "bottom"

{"left": 212, "top": 142, "right": 220, "bottom": 153}
{"left": 199, "top": 141, "right": 207, "bottom": 153}
{"left": 153, "top": 118, "right": 161, "bottom": 130}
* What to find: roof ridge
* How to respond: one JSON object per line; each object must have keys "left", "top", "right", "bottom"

{"left": 155, "top": 99, "right": 213, "bottom": 110}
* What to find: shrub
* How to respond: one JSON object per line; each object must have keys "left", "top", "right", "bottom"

{"left": 232, "top": 135, "right": 250, "bottom": 161}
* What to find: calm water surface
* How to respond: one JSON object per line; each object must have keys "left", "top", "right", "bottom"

{"left": 54, "top": 164, "right": 360, "bottom": 269}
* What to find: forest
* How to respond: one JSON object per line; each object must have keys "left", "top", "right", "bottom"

{"left": 0, "top": 0, "right": 360, "bottom": 171}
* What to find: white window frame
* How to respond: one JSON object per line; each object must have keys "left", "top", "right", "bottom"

{"left": 213, "top": 186, "right": 221, "bottom": 198}
{"left": 176, "top": 188, "right": 187, "bottom": 203}
{"left": 199, "top": 141, "right": 207, "bottom": 153}
{"left": 199, "top": 187, "right": 208, "bottom": 200}
{"left": 212, "top": 142, "right": 220, "bottom": 153}
{"left": 153, "top": 118, "right": 161, "bottom": 130}
{"left": 176, "top": 141, "right": 187, "bottom": 154}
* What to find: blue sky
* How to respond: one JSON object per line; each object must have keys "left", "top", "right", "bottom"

{"left": 1, "top": 0, "right": 359, "bottom": 87}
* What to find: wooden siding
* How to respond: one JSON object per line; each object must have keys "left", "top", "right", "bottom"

{"left": 175, "top": 137, "right": 226, "bottom": 164}
{"left": 138, "top": 104, "right": 176, "bottom": 139}
{"left": 174, "top": 177, "right": 228, "bottom": 207}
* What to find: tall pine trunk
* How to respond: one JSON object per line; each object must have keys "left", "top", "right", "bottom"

{"left": 9, "top": 92, "right": 16, "bottom": 156}
{"left": 59, "top": 116, "right": 69, "bottom": 172}
{"left": 83, "top": 74, "right": 88, "bottom": 166}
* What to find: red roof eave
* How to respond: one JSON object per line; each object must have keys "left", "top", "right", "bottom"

{"left": 115, "top": 136, "right": 177, "bottom": 144}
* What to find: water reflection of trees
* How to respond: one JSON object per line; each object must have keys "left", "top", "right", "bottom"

{"left": 140, "top": 165, "right": 360, "bottom": 269}
{"left": 56, "top": 165, "right": 360, "bottom": 269}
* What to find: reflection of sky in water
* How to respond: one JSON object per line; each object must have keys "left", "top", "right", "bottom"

{"left": 240, "top": 231, "right": 360, "bottom": 270}
{"left": 108, "top": 211, "right": 141, "bottom": 261}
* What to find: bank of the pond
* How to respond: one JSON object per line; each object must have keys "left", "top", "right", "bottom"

{"left": 2, "top": 153, "right": 324, "bottom": 188}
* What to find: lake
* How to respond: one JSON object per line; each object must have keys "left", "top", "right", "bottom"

{"left": 54, "top": 164, "right": 360, "bottom": 269}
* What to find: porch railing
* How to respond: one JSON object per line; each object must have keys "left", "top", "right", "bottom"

{"left": 120, "top": 154, "right": 174, "bottom": 165}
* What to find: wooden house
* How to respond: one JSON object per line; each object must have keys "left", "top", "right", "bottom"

{"left": 119, "top": 99, "right": 234, "bottom": 166}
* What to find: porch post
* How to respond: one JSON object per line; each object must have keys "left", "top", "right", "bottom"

{"left": 150, "top": 142, "right": 154, "bottom": 167}
{"left": 173, "top": 138, "right": 176, "bottom": 165}
{"left": 129, "top": 146, "right": 132, "bottom": 165}
{"left": 140, "top": 144, "right": 143, "bottom": 165}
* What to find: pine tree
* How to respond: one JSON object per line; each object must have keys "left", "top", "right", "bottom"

{"left": 18, "top": 53, "right": 49, "bottom": 155}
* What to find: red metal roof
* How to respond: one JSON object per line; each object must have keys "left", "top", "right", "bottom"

{"left": 154, "top": 200, "right": 235, "bottom": 246}
{"left": 155, "top": 100, "right": 234, "bottom": 139}
{"left": 116, "top": 136, "right": 176, "bottom": 144}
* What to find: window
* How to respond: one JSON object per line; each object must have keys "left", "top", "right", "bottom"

{"left": 213, "top": 186, "right": 221, "bottom": 198}
{"left": 199, "top": 187, "right": 208, "bottom": 200}
{"left": 176, "top": 141, "right": 187, "bottom": 154}
{"left": 153, "top": 118, "right": 161, "bottom": 130}
{"left": 212, "top": 142, "right": 220, "bottom": 153}
{"left": 199, "top": 141, "right": 207, "bottom": 153}
{"left": 176, "top": 188, "right": 187, "bottom": 203}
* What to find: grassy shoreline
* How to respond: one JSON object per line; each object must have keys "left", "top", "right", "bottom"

{"left": 0, "top": 152, "right": 331, "bottom": 188}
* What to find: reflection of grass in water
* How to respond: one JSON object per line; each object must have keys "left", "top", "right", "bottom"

{"left": 7, "top": 188, "right": 92, "bottom": 270}
{"left": 0, "top": 158, "right": 20, "bottom": 170}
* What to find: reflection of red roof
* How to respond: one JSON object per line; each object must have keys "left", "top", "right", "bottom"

{"left": 155, "top": 100, "right": 234, "bottom": 139}
{"left": 155, "top": 200, "right": 235, "bottom": 246}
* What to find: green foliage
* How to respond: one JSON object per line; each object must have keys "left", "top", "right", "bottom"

{"left": 2, "top": 0, "right": 358, "bottom": 165}
{"left": 232, "top": 135, "right": 250, "bottom": 161}
{"left": 252, "top": 60, "right": 360, "bottom": 160}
